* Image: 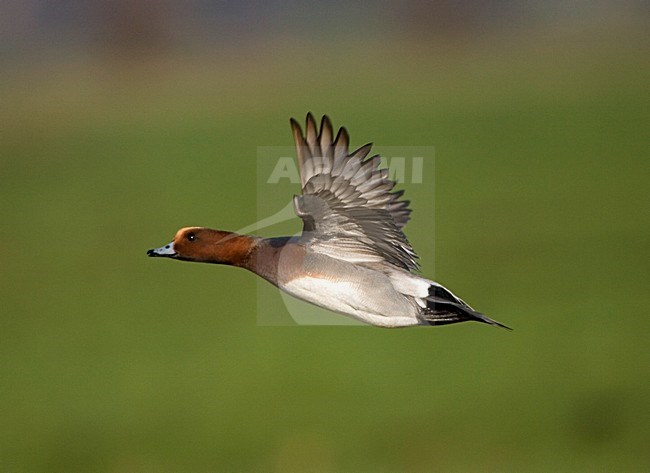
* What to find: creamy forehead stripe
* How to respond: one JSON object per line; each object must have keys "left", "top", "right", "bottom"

{"left": 153, "top": 242, "right": 176, "bottom": 255}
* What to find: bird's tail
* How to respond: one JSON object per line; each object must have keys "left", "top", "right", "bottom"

{"left": 423, "top": 284, "right": 512, "bottom": 330}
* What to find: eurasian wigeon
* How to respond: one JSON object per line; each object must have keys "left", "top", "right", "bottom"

{"left": 148, "top": 114, "right": 510, "bottom": 329}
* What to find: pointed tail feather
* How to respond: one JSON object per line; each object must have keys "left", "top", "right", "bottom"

{"left": 423, "top": 303, "right": 511, "bottom": 330}
{"left": 469, "top": 311, "right": 512, "bottom": 330}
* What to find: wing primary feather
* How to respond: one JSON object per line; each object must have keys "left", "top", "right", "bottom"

{"left": 349, "top": 143, "right": 373, "bottom": 160}
{"left": 305, "top": 113, "right": 319, "bottom": 156}
{"left": 290, "top": 118, "right": 311, "bottom": 187}
{"left": 333, "top": 127, "right": 349, "bottom": 161}
{"left": 319, "top": 116, "right": 333, "bottom": 153}
{"left": 319, "top": 116, "right": 334, "bottom": 172}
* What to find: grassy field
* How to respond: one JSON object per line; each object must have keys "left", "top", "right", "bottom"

{"left": 1, "top": 29, "right": 648, "bottom": 472}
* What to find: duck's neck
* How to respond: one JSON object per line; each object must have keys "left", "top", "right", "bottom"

{"left": 199, "top": 232, "right": 293, "bottom": 287}
{"left": 241, "top": 236, "right": 293, "bottom": 286}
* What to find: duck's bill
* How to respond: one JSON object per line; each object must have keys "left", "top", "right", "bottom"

{"left": 147, "top": 242, "right": 177, "bottom": 258}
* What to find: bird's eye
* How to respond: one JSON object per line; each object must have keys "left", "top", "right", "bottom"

{"left": 186, "top": 232, "right": 196, "bottom": 242}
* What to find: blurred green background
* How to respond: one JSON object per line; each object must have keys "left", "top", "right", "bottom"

{"left": 1, "top": 2, "right": 648, "bottom": 472}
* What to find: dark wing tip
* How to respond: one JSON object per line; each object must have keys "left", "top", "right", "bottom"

{"left": 350, "top": 143, "right": 373, "bottom": 160}
{"left": 334, "top": 126, "right": 349, "bottom": 144}
{"left": 321, "top": 114, "right": 332, "bottom": 128}
{"left": 290, "top": 117, "right": 303, "bottom": 134}
{"left": 306, "top": 112, "right": 317, "bottom": 129}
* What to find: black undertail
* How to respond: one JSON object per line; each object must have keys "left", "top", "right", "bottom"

{"left": 423, "top": 285, "right": 511, "bottom": 330}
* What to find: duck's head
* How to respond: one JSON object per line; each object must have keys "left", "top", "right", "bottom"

{"left": 147, "top": 227, "right": 253, "bottom": 265}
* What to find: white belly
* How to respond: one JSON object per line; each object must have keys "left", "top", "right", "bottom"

{"left": 280, "top": 276, "right": 421, "bottom": 327}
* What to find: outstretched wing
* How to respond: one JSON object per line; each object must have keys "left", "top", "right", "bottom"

{"left": 290, "top": 113, "right": 418, "bottom": 272}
